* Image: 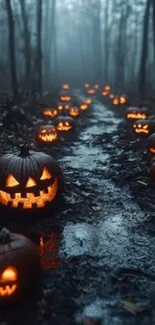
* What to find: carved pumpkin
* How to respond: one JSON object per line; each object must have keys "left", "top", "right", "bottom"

{"left": 125, "top": 107, "right": 148, "bottom": 120}
{"left": 87, "top": 89, "right": 96, "bottom": 95}
{"left": 35, "top": 125, "right": 58, "bottom": 144}
{"left": 132, "top": 120, "right": 155, "bottom": 136}
{"left": 94, "top": 84, "right": 99, "bottom": 89}
{"left": 80, "top": 103, "right": 89, "bottom": 111}
{"left": 84, "top": 98, "right": 92, "bottom": 105}
{"left": 42, "top": 108, "right": 58, "bottom": 119}
{"left": 40, "top": 231, "right": 60, "bottom": 270}
{"left": 113, "top": 96, "right": 120, "bottom": 105}
{"left": 84, "top": 83, "right": 90, "bottom": 88}
{"left": 0, "top": 144, "right": 63, "bottom": 209}
{"left": 57, "top": 103, "right": 70, "bottom": 111}
{"left": 59, "top": 96, "right": 71, "bottom": 102}
{"left": 109, "top": 93, "right": 114, "bottom": 99}
{"left": 104, "top": 85, "right": 111, "bottom": 91}
{"left": 119, "top": 94, "right": 128, "bottom": 104}
{"left": 147, "top": 134, "right": 155, "bottom": 154}
{"left": 0, "top": 227, "right": 40, "bottom": 301}
{"left": 68, "top": 107, "right": 80, "bottom": 117}
{"left": 62, "top": 84, "right": 69, "bottom": 90}
{"left": 54, "top": 116, "right": 74, "bottom": 132}
{"left": 101, "top": 91, "right": 109, "bottom": 96}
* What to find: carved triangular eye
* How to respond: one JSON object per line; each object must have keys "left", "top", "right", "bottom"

{"left": 40, "top": 167, "right": 52, "bottom": 180}
{"left": 6, "top": 174, "right": 20, "bottom": 187}
{"left": 26, "top": 177, "right": 37, "bottom": 188}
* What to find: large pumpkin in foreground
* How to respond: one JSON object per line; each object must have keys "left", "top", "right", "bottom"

{"left": 0, "top": 227, "right": 40, "bottom": 301}
{"left": 0, "top": 144, "right": 63, "bottom": 209}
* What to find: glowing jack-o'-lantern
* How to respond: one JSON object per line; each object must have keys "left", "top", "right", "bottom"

{"left": 80, "top": 103, "right": 89, "bottom": 111}
{"left": 57, "top": 103, "right": 71, "bottom": 111}
{"left": 125, "top": 107, "right": 149, "bottom": 120}
{"left": 54, "top": 116, "right": 74, "bottom": 132}
{"left": 132, "top": 120, "right": 155, "bottom": 136}
{"left": 113, "top": 96, "right": 120, "bottom": 105}
{"left": 94, "top": 84, "right": 99, "bottom": 89}
{"left": 84, "top": 98, "right": 92, "bottom": 105}
{"left": 84, "top": 83, "right": 90, "bottom": 88}
{"left": 101, "top": 91, "right": 109, "bottom": 96}
{"left": 109, "top": 93, "right": 114, "bottom": 99}
{"left": 120, "top": 94, "right": 128, "bottom": 104}
{"left": 104, "top": 85, "right": 111, "bottom": 91}
{"left": 36, "top": 125, "right": 58, "bottom": 144}
{"left": 87, "top": 89, "right": 96, "bottom": 95}
{"left": 62, "top": 84, "right": 69, "bottom": 90}
{"left": 147, "top": 134, "right": 155, "bottom": 154}
{"left": 68, "top": 107, "right": 80, "bottom": 117}
{"left": 59, "top": 96, "right": 72, "bottom": 102}
{"left": 40, "top": 231, "right": 60, "bottom": 270}
{"left": 0, "top": 227, "right": 40, "bottom": 301}
{"left": 0, "top": 144, "right": 63, "bottom": 209}
{"left": 42, "top": 108, "right": 58, "bottom": 119}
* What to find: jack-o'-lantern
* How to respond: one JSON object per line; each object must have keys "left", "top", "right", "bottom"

{"left": 35, "top": 125, "right": 58, "bottom": 144}
{"left": 54, "top": 116, "right": 74, "bottom": 132}
{"left": 87, "top": 89, "right": 96, "bottom": 95}
{"left": 147, "top": 134, "right": 155, "bottom": 154}
{"left": 84, "top": 98, "right": 92, "bottom": 105}
{"left": 68, "top": 107, "right": 80, "bottom": 117}
{"left": 84, "top": 83, "right": 90, "bottom": 88}
{"left": 42, "top": 108, "right": 58, "bottom": 118}
{"left": 57, "top": 103, "right": 71, "bottom": 111}
{"left": 109, "top": 93, "right": 114, "bottom": 99}
{"left": 0, "top": 227, "right": 40, "bottom": 301}
{"left": 59, "top": 96, "right": 72, "bottom": 102}
{"left": 120, "top": 94, "right": 128, "bottom": 104}
{"left": 132, "top": 120, "right": 155, "bottom": 136}
{"left": 113, "top": 96, "right": 120, "bottom": 105}
{"left": 94, "top": 84, "right": 99, "bottom": 89}
{"left": 125, "top": 107, "right": 149, "bottom": 120}
{"left": 40, "top": 231, "right": 60, "bottom": 270}
{"left": 62, "top": 84, "right": 69, "bottom": 90}
{"left": 80, "top": 103, "right": 89, "bottom": 111}
{"left": 0, "top": 144, "right": 63, "bottom": 209}
{"left": 104, "top": 85, "right": 111, "bottom": 91}
{"left": 101, "top": 91, "right": 109, "bottom": 96}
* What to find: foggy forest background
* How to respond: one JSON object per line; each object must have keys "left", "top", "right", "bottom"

{"left": 0, "top": 0, "right": 155, "bottom": 100}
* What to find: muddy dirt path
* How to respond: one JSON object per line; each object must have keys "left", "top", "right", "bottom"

{"left": 1, "top": 94, "right": 154, "bottom": 325}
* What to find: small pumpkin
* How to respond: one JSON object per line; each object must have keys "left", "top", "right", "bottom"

{"left": 0, "top": 144, "right": 63, "bottom": 209}
{"left": 80, "top": 103, "right": 89, "bottom": 111}
{"left": 104, "top": 85, "right": 111, "bottom": 91}
{"left": 62, "top": 84, "right": 69, "bottom": 90}
{"left": 59, "top": 96, "right": 72, "bottom": 102}
{"left": 68, "top": 107, "right": 80, "bottom": 117}
{"left": 54, "top": 116, "right": 75, "bottom": 132}
{"left": 132, "top": 120, "right": 155, "bottom": 136}
{"left": 125, "top": 107, "right": 148, "bottom": 120}
{"left": 42, "top": 108, "right": 58, "bottom": 118}
{"left": 147, "top": 133, "right": 155, "bottom": 154}
{"left": 113, "top": 96, "right": 120, "bottom": 105}
{"left": 119, "top": 94, "right": 128, "bottom": 104}
{"left": 87, "top": 89, "right": 96, "bottom": 95}
{"left": 101, "top": 90, "right": 109, "bottom": 96}
{"left": 109, "top": 93, "right": 114, "bottom": 99}
{"left": 35, "top": 125, "right": 58, "bottom": 144}
{"left": 0, "top": 227, "right": 40, "bottom": 301}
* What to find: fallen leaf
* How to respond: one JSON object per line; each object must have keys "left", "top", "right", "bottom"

{"left": 92, "top": 205, "right": 101, "bottom": 211}
{"left": 75, "top": 180, "right": 82, "bottom": 186}
{"left": 121, "top": 300, "right": 150, "bottom": 315}
{"left": 137, "top": 181, "right": 148, "bottom": 186}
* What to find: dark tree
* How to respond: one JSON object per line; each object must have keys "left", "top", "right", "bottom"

{"left": 36, "top": 0, "right": 42, "bottom": 96}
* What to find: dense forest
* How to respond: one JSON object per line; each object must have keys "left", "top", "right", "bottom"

{"left": 0, "top": 0, "right": 155, "bottom": 99}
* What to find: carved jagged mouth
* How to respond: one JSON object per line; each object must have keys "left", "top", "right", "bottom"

{"left": 0, "top": 178, "right": 58, "bottom": 209}
{"left": 80, "top": 105, "right": 88, "bottom": 110}
{"left": 127, "top": 113, "right": 147, "bottom": 119}
{"left": 39, "top": 134, "right": 57, "bottom": 142}
{"left": 56, "top": 126, "right": 72, "bottom": 131}
{"left": 0, "top": 284, "right": 17, "bottom": 296}
{"left": 149, "top": 148, "right": 155, "bottom": 153}
{"left": 43, "top": 111, "right": 57, "bottom": 118}
{"left": 69, "top": 112, "right": 79, "bottom": 117}
{"left": 134, "top": 129, "right": 149, "bottom": 134}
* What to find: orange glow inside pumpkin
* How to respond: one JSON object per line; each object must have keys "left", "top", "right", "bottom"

{"left": 69, "top": 108, "right": 80, "bottom": 117}
{"left": 84, "top": 98, "right": 92, "bottom": 104}
{"left": 0, "top": 266, "right": 18, "bottom": 296}
{"left": 109, "top": 93, "right": 114, "bottom": 99}
{"left": 133, "top": 123, "right": 149, "bottom": 134}
{"left": 101, "top": 91, "right": 108, "bottom": 96}
{"left": 62, "top": 84, "right": 69, "bottom": 90}
{"left": 104, "top": 85, "right": 111, "bottom": 91}
{"left": 60, "top": 96, "right": 71, "bottom": 102}
{"left": 38, "top": 128, "right": 58, "bottom": 142}
{"left": 113, "top": 98, "right": 119, "bottom": 105}
{"left": 0, "top": 168, "right": 58, "bottom": 209}
{"left": 84, "top": 83, "right": 90, "bottom": 88}
{"left": 94, "top": 84, "right": 99, "bottom": 89}
{"left": 42, "top": 109, "right": 58, "bottom": 118}
{"left": 120, "top": 96, "right": 128, "bottom": 104}
{"left": 87, "top": 89, "right": 96, "bottom": 95}
{"left": 126, "top": 113, "right": 147, "bottom": 120}
{"left": 80, "top": 104, "right": 88, "bottom": 110}
{"left": 56, "top": 121, "right": 72, "bottom": 131}
{"left": 149, "top": 148, "right": 155, "bottom": 154}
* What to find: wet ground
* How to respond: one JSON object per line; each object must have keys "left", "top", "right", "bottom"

{"left": 0, "top": 91, "right": 155, "bottom": 325}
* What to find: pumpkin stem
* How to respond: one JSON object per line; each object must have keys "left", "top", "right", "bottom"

{"left": 0, "top": 228, "right": 11, "bottom": 244}
{"left": 20, "top": 143, "right": 30, "bottom": 157}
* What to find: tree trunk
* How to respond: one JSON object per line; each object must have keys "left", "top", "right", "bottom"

{"left": 138, "top": 0, "right": 151, "bottom": 102}
{"left": 36, "top": 0, "right": 42, "bottom": 96}
{"left": 5, "top": 0, "right": 19, "bottom": 101}
{"left": 151, "top": 0, "right": 155, "bottom": 59}
{"left": 19, "top": 0, "right": 31, "bottom": 88}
